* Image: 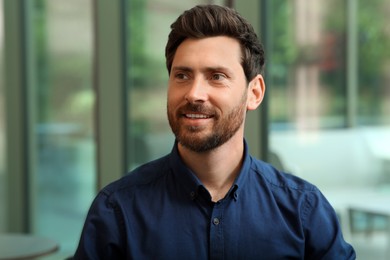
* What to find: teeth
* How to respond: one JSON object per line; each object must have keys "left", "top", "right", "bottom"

{"left": 186, "top": 114, "right": 210, "bottom": 119}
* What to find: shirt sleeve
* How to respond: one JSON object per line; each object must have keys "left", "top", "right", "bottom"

{"left": 302, "top": 190, "right": 356, "bottom": 260}
{"left": 73, "top": 191, "right": 125, "bottom": 259}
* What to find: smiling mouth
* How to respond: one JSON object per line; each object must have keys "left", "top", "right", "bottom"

{"left": 184, "top": 114, "right": 212, "bottom": 119}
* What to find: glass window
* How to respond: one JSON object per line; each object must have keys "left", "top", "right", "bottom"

{"left": 268, "top": 0, "right": 390, "bottom": 259}
{"left": 126, "top": 0, "right": 220, "bottom": 169}
{"left": 0, "top": 0, "right": 5, "bottom": 232}
{"left": 357, "top": 0, "right": 390, "bottom": 125}
{"left": 30, "top": 0, "right": 95, "bottom": 257}
{"left": 269, "top": 0, "right": 347, "bottom": 130}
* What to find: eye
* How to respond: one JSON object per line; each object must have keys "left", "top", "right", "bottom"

{"left": 174, "top": 72, "right": 189, "bottom": 80}
{"left": 211, "top": 73, "right": 226, "bottom": 81}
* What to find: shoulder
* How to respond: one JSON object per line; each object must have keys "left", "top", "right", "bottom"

{"left": 249, "top": 156, "right": 318, "bottom": 192}
{"left": 248, "top": 156, "right": 329, "bottom": 216}
{"left": 249, "top": 156, "right": 336, "bottom": 221}
{"left": 98, "top": 154, "right": 172, "bottom": 201}
{"left": 248, "top": 159, "right": 355, "bottom": 258}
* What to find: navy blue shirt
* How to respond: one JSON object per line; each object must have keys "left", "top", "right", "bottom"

{"left": 74, "top": 141, "right": 355, "bottom": 259}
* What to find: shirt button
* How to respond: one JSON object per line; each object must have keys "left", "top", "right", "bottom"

{"left": 213, "top": 217, "right": 220, "bottom": 225}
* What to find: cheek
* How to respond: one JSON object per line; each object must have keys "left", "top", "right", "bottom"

{"left": 167, "top": 90, "right": 177, "bottom": 102}
{"left": 167, "top": 86, "right": 176, "bottom": 102}
{"left": 167, "top": 92, "right": 182, "bottom": 112}
{"left": 168, "top": 86, "right": 187, "bottom": 103}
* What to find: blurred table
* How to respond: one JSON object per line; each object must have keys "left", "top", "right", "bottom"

{"left": 348, "top": 196, "right": 390, "bottom": 257}
{"left": 0, "top": 233, "right": 59, "bottom": 260}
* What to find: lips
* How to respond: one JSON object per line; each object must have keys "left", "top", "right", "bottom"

{"left": 184, "top": 113, "right": 212, "bottom": 119}
{"left": 178, "top": 103, "right": 215, "bottom": 120}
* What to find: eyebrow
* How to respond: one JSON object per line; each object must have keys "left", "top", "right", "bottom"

{"left": 171, "top": 65, "right": 234, "bottom": 75}
{"left": 171, "top": 66, "right": 192, "bottom": 73}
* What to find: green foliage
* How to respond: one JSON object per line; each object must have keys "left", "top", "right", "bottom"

{"left": 269, "top": 0, "right": 298, "bottom": 86}
{"left": 127, "top": 0, "right": 146, "bottom": 88}
{"left": 355, "top": 0, "right": 390, "bottom": 122}
{"left": 33, "top": 0, "right": 50, "bottom": 122}
{"left": 357, "top": 0, "right": 390, "bottom": 86}
{"left": 127, "top": 0, "right": 165, "bottom": 89}
{"left": 269, "top": 0, "right": 390, "bottom": 126}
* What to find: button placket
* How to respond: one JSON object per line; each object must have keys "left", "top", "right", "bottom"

{"left": 209, "top": 203, "right": 224, "bottom": 259}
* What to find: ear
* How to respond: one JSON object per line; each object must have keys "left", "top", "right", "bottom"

{"left": 247, "top": 74, "right": 265, "bottom": 111}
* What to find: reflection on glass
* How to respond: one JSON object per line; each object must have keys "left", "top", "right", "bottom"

{"left": 269, "top": 1, "right": 390, "bottom": 259}
{"left": 31, "top": 0, "right": 95, "bottom": 257}
{"left": 357, "top": 0, "right": 390, "bottom": 125}
{"left": 0, "top": 0, "right": 5, "bottom": 232}
{"left": 126, "top": 0, "right": 212, "bottom": 169}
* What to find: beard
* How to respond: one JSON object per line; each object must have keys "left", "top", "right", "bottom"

{"left": 167, "top": 90, "right": 247, "bottom": 153}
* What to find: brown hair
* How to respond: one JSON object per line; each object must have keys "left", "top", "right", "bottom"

{"left": 165, "top": 4, "right": 265, "bottom": 81}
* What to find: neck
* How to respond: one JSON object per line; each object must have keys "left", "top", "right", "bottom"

{"left": 178, "top": 135, "right": 245, "bottom": 202}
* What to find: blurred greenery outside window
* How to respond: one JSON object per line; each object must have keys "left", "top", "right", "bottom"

{"left": 269, "top": 0, "right": 390, "bottom": 130}
{"left": 356, "top": 0, "right": 390, "bottom": 124}
{"left": 30, "top": 0, "right": 95, "bottom": 256}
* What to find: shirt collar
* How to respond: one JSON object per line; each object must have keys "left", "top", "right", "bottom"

{"left": 231, "top": 139, "right": 252, "bottom": 200}
{"left": 169, "top": 141, "right": 204, "bottom": 200}
{"left": 169, "top": 139, "right": 252, "bottom": 201}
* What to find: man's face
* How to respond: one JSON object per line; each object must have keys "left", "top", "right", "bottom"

{"left": 167, "top": 36, "right": 249, "bottom": 153}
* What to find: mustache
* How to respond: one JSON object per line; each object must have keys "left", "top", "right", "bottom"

{"left": 178, "top": 103, "right": 215, "bottom": 115}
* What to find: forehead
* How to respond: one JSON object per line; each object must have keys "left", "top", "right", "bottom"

{"left": 172, "top": 36, "right": 243, "bottom": 69}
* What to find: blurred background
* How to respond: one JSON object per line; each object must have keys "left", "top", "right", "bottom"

{"left": 0, "top": 0, "right": 389, "bottom": 259}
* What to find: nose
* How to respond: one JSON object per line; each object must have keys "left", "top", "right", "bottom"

{"left": 185, "top": 78, "right": 208, "bottom": 103}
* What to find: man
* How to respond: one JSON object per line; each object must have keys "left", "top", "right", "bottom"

{"left": 74, "top": 5, "right": 356, "bottom": 259}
